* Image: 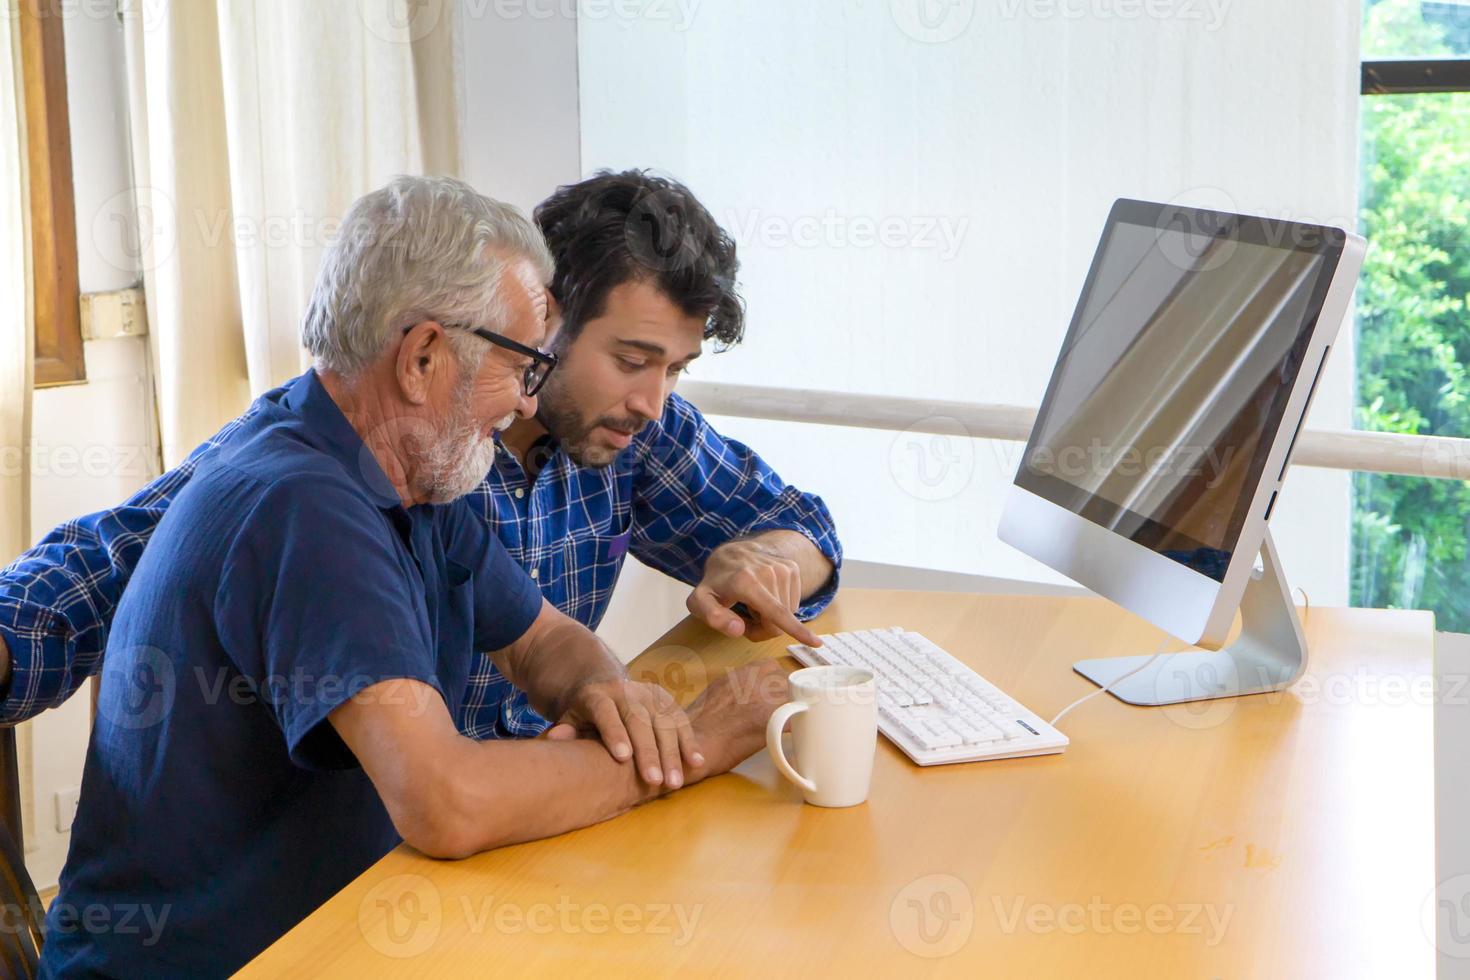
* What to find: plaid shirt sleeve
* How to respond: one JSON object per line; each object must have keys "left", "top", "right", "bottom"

{"left": 629, "top": 393, "right": 843, "bottom": 620}
{"left": 0, "top": 404, "right": 263, "bottom": 725}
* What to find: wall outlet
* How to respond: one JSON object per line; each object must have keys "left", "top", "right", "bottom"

{"left": 54, "top": 787, "right": 80, "bottom": 834}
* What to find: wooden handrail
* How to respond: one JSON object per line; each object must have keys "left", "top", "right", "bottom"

{"left": 679, "top": 380, "right": 1470, "bottom": 481}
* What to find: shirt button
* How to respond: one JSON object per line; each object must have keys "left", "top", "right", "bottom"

{"left": 514, "top": 488, "right": 524, "bottom": 499}
{"left": 530, "top": 569, "right": 539, "bottom": 579}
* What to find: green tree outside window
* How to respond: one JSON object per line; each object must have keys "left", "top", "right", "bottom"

{"left": 1355, "top": 0, "right": 1470, "bottom": 627}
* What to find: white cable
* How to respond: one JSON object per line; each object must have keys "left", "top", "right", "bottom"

{"left": 1294, "top": 586, "right": 1310, "bottom": 626}
{"left": 1048, "top": 637, "right": 1171, "bottom": 728}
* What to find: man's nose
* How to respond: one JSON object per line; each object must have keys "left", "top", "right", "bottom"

{"left": 515, "top": 390, "right": 538, "bottom": 419}
{"left": 626, "top": 373, "right": 667, "bottom": 421}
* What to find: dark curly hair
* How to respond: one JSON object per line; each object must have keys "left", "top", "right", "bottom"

{"left": 533, "top": 170, "right": 745, "bottom": 349}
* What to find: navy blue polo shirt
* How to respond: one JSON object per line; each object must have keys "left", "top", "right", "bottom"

{"left": 40, "top": 370, "right": 543, "bottom": 978}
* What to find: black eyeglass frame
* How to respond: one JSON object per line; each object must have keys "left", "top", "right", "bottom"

{"left": 403, "top": 323, "right": 559, "bottom": 397}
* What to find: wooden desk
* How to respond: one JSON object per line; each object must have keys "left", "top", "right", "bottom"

{"left": 241, "top": 590, "right": 1435, "bottom": 977}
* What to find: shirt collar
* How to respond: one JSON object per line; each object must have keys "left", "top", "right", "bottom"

{"left": 281, "top": 370, "right": 403, "bottom": 511}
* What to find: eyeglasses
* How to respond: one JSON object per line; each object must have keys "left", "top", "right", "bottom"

{"left": 404, "top": 323, "right": 559, "bottom": 397}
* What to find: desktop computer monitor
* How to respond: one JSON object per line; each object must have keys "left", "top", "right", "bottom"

{"left": 998, "top": 198, "right": 1366, "bottom": 705}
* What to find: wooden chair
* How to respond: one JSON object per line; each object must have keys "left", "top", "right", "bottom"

{"left": 0, "top": 730, "right": 40, "bottom": 975}
{"left": 0, "top": 727, "right": 22, "bottom": 855}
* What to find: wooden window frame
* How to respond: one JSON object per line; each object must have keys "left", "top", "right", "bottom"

{"left": 1362, "top": 58, "right": 1470, "bottom": 94}
{"left": 18, "top": 0, "right": 84, "bottom": 387}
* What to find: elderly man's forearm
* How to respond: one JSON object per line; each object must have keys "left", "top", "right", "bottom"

{"left": 490, "top": 602, "right": 626, "bottom": 720}
{"left": 332, "top": 678, "right": 654, "bottom": 859}
{"left": 415, "top": 736, "right": 659, "bottom": 858}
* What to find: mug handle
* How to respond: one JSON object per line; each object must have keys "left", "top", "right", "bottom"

{"left": 766, "top": 701, "right": 817, "bottom": 794}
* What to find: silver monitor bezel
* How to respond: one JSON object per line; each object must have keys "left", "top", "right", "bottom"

{"left": 999, "top": 198, "right": 1366, "bottom": 647}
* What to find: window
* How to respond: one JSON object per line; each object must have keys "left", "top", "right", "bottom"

{"left": 18, "top": 0, "right": 84, "bottom": 386}
{"left": 1355, "top": 0, "right": 1470, "bottom": 628}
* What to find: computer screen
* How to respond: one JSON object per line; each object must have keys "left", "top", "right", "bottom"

{"left": 1015, "top": 201, "right": 1347, "bottom": 582}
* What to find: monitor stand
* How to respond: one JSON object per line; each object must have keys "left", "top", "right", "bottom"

{"left": 1072, "top": 530, "right": 1307, "bottom": 706}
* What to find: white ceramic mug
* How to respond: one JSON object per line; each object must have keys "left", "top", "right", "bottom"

{"left": 765, "top": 665, "right": 878, "bottom": 808}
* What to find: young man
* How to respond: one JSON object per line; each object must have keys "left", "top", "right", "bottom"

{"left": 0, "top": 170, "right": 841, "bottom": 738}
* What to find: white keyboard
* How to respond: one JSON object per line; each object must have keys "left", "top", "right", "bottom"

{"left": 788, "top": 628, "right": 1068, "bottom": 766}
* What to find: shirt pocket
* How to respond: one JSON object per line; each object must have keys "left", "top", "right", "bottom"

{"left": 552, "top": 518, "right": 633, "bottom": 624}
{"left": 565, "top": 518, "right": 633, "bottom": 566}
{"left": 445, "top": 557, "right": 474, "bottom": 590}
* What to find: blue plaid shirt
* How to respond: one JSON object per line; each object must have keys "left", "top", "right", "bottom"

{"left": 0, "top": 380, "right": 842, "bottom": 736}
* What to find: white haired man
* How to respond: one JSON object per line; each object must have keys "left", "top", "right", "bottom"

{"left": 39, "top": 177, "right": 783, "bottom": 977}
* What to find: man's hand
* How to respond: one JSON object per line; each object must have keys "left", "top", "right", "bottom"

{"left": 544, "top": 678, "right": 703, "bottom": 789}
{"left": 681, "top": 659, "right": 791, "bottom": 779}
{"left": 494, "top": 600, "right": 704, "bottom": 786}
{"left": 687, "top": 537, "right": 823, "bottom": 647}
{"left": 543, "top": 661, "right": 790, "bottom": 791}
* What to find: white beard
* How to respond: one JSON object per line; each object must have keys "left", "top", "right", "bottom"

{"left": 416, "top": 409, "right": 514, "bottom": 504}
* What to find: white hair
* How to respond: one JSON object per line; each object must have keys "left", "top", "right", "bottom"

{"left": 302, "top": 175, "right": 554, "bottom": 378}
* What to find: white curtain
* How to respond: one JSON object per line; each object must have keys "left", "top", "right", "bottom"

{"left": 122, "top": 0, "right": 461, "bottom": 466}
{"left": 0, "top": 0, "right": 33, "bottom": 565}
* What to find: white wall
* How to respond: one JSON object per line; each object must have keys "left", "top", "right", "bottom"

{"left": 457, "top": 0, "right": 582, "bottom": 214}
{"left": 577, "top": 0, "right": 1362, "bottom": 605}
{"left": 21, "top": 6, "right": 159, "bottom": 891}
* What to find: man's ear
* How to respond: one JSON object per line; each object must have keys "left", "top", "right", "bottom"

{"left": 396, "top": 321, "right": 449, "bottom": 405}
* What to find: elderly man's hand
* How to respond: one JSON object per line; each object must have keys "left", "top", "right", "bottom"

{"left": 544, "top": 677, "right": 703, "bottom": 789}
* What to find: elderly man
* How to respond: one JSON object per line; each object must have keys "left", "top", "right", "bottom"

{"left": 0, "top": 169, "right": 840, "bottom": 737}
{"left": 39, "top": 177, "right": 783, "bottom": 977}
